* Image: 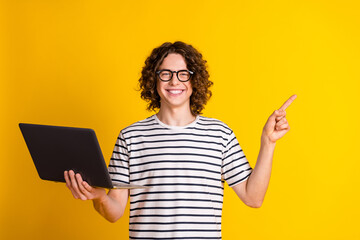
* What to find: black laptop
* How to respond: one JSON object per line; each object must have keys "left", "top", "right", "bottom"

{"left": 19, "top": 123, "right": 146, "bottom": 189}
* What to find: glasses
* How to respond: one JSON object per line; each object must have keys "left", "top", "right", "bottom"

{"left": 156, "top": 69, "right": 194, "bottom": 82}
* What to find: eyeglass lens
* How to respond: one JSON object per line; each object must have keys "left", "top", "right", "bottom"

{"left": 158, "top": 70, "right": 191, "bottom": 81}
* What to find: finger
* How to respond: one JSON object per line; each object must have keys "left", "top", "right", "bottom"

{"left": 76, "top": 173, "right": 90, "bottom": 199}
{"left": 64, "top": 170, "right": 80, "bottom": 199}
{"left": 275, "top": 117, "right": 287, "bottom": 127}
{"left": 267, "top": 110, "right": 284, "bottom": 130}
{"left": 76, "top": 174, "right": 95, "bottom": 200}
{"left": 279, "top": 94, "right": 297, "bottom": 111}
{"left": 276, "top": 123, "right": 290, "bottom": 131}
{"left": 69, "top": 170, "right": 87, "bottom": 200}
{"left": 64, "top": 170, "right": 71, "bottom": 188}
{"left": 82, "top": 181, "right": 93, "bottom": 192}
{"left": 276, "top": 115, "right": 285, "bottom": 121}
{"left": 273, "top": 109, "right": 284, "bottom": 118}
{"left": 275, "top": 110, "right": 286, "bottom": 120}
{"left": 67, "top": 170, "right": 81, "bottom": 199}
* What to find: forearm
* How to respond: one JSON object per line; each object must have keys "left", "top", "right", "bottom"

{"left": 245, "top": 137, "right": 276, "bottom": 207}
{"left": 242, "top": 95, "right": 295, "bottom": 207}
{"left": 92, "top": 194, "right": 126, "bottom": 223}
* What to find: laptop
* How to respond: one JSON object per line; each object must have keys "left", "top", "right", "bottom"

{"left": 19, "top": 123, "right": 147, "bottom": 189}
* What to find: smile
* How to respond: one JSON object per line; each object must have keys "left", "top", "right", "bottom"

{"left": 166, "top": 89, "right": 185, "bottom": 95}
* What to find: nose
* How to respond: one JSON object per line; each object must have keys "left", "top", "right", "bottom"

{"left": 169, "top": 72, "right": 180, "bottom": 86}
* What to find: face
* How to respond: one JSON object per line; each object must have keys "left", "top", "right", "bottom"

{"left": 156, "top": 53, "right": 193, "bottom": 111}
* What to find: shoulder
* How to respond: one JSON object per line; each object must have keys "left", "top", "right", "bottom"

{"left": 120, "top": 115, "right": 158, "bottom": 136}
{"left": 197, "top": 115, "right": 233, "bottom": 135}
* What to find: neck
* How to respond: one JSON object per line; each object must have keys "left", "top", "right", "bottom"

{"left": 156, "top": 105, "right": 196, "bottom": 127}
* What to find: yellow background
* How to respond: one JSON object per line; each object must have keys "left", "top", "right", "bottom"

{"left": 1, "top": 0, "right": 359, "bottom": 239}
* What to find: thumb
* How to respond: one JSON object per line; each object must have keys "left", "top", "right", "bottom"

{"left": 265, "top": 110, "right": 282, "bottom": 131}
{"left": 269, "top": 110, "right": 283, "bottom": 123}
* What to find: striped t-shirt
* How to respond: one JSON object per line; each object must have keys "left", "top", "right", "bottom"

{"left": 108, "top": 114, "right": 253, "bottom": 240}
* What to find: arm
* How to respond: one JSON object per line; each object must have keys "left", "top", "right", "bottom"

{"left": 64, "top": 170, "right": 128, "bottom": 223}
{"left": 232, "top": 138, "right": 275, "bottom": 208}
{"left": 93, "top": 188, "right": 129, "bottom": 223}
{"left": 232, "top": 95, "right": 297, "bottom": 208}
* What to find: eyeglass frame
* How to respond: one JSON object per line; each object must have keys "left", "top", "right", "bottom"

{"left": 155, "top": 69, "right": 194, "bottom": 82}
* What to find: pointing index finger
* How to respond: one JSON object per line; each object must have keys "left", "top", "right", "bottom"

{"left": 279, "top": 94, "right": 297, "bottom": 111}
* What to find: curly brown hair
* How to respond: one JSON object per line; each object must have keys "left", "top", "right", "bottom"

{"left": 139, "top": 41, "right": 213, "bottom": 115}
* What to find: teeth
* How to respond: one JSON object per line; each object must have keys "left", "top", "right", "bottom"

{"left": 168, "top": 90, "right": 183, "bottom": 94}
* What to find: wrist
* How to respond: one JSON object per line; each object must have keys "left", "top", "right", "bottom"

{"left": 261, "top": 134, "right": 276, "bottom": 148}
{"left": 94, "top": 189, "right": 108, "bottom": 203}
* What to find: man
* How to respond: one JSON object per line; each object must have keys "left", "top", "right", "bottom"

{"left": 65, "top": 41, "right": 296, "bottom": 239}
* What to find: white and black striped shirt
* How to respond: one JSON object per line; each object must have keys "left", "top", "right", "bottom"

{"left": 108, "top": 115, "right": 253, "bottom": 240}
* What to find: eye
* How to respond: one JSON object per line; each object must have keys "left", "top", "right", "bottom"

{"left": 179, "top": 72, "right": 189, "bottom": 77}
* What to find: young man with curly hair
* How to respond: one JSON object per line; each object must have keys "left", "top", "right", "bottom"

{"left": 65, "top": 41, "right": 296, "bottom": 239}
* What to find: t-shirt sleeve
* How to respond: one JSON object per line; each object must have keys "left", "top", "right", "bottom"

{"left": 108, "top": 131, "right": 130, "bottom": 184}
{"left": 222, "top": 131, "right": 253, "bottom": 187}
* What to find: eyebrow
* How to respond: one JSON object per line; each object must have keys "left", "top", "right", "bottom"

{"left": 157, "top": 69, "right": 189, "bottom": 71}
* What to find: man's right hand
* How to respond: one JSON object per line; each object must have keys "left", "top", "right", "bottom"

{"left": 64, "top": 170, "right": 107, "bottom": 201}
{"left": 64, "top": 170, "right": 129, "bottom": 222}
